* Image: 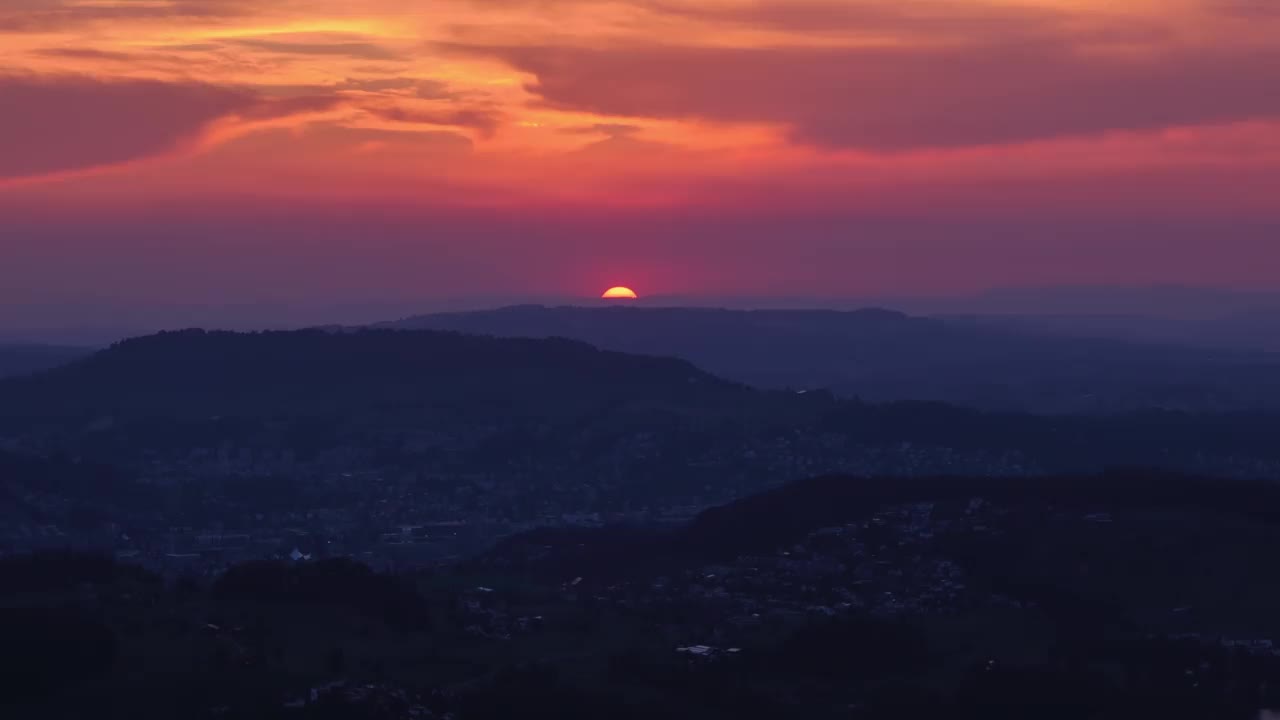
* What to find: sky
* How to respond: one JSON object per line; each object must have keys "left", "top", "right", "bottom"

{"left": 2, "top": 0, "right": 1279, "bottom": 328}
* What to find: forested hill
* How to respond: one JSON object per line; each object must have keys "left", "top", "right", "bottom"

{"left": 680, "top": 470, "right": 1280, "bottom": 560}
{"left": 480, "top": 469, "right": 1280, "bottom": 584}
{"left": 6, "top": 328, "right": 1280, "bottom": 490}
{"left": 0, "top": 328, "right": 756, "bottom": 421}
{"left": 0, "top": 344, "right": 91, "bottom": 379}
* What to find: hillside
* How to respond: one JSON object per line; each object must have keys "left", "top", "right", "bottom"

{"left": 0, "top": 328, "right": 755, "bottom": 422}
{"left": 5, "top": 327, "right": 1280, "bottom": 492}
{"left": 0, "top": 343, "right": 92, "bottom": 379}
{"left": 481, "top": 470, "right": 1280, "bottom": 582}
{"left": 481, "top": 470, "right": 1280, "bottom": 648}
{"left": 679, "top": 471, "right": 1280, "bottom": 560}
{"left": 380, "top": 305, "right": 1280, "bottom": 412}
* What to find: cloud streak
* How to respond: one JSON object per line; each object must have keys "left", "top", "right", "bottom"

{"left": 466, "top": 40, "right": 1280, "bottom": 150}
{"left": 0, "top": 75, "right": 255, "bottom": 180}
{"left": 0, "top": 0, "right": 252, "bottom": 31}
{"left": 229, "top": 36, "right": 406, "bottom": 61}
{"left": 368, "top": 105, "right": 504, "bottom": 136}
{"left": 0, "top": 75, "right": 348, "bottom": 182}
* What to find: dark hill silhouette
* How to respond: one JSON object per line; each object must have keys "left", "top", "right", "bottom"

{"left": 479, "top": 469, "right": 1280, "bottom": 583}
{"left": 0, "top": 343, "right": 91, "bottom": 379}
{"left": 379, "top": 305, "right": 1280, "bottom": 412}
{"left": 679, "top": 470, "right": 1280, "bottom": 560}
{"left": 0, "top": 328, "right": 754, "bottom": 421}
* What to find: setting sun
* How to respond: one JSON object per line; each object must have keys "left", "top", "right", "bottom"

{"left": 601, "top": 286, "right": 639, "bottom": 300}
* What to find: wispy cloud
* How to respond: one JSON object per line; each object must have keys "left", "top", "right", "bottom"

{"left": 0, "top": 75, "right": 345, "bottom": 182}
{"left": 1, "top": 0, "right": 1278, "bottom": 217}
{"left": 0, "top": 0, "right": 252, "bottom": 32}
{"left": 229, "top": 35, "right": 405, "bottom": 61}
{"left": 463, "top": 40, "right": 1280, "bottom": 150}
{"left": 369, "top": 104, "right": 504, "bottom": 136}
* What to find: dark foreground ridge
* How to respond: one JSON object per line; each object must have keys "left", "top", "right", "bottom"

{"left": 5, "top": 468, "right": 1280, "bottom": 719}
{"left": 3, "top": 325, "right": 1280, "bottom": 719}
{"left": 6, "top": 327, "right": 1280, "bottom": 576}
{"left": 481, "top": 470, "right": 1280, "bottom": 580}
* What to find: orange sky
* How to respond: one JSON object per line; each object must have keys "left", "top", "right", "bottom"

{"left": 2, "top": 0, "right": 1278, "bottom": 201}
{"left": 1, "top": 0, "right": 1279, "bottom": 314}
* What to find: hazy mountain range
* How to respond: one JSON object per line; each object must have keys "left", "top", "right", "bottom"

{"left": 8, "top": 295, "right": 1280, "bottom": 415}
{"left": 378, "top": 305, "right": 1280, "bottom": 413}
{"left": 5, "top": 285, "right": 1280, "bottom": 350}
{"left": 4, "top": 326, "right": 1280, "bottom": 482}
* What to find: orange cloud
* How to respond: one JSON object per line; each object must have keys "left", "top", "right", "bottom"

{"left": 0, "top": 74, "right": 355, "bottom": 185}
{"left": 0, "top": 75, "right": 254, "bottom": 180}
{"left": 0, "top": 0, "right": 1276, "bottom": 214}
{"left": 455, "top": 41, "right": 1280, "bottom": 150}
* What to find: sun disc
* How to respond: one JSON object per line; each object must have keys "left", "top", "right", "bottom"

{"left": 601, "top": 286, "right": 639, "bottom": 299}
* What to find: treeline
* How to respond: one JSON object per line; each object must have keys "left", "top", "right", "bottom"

{"left": 480, "top": 469, "right": 1280, "bottom": 582}
{"left": 819, "top": 401, "right": 1280, "bottom": 467}
{"left": 3, "top": 550, "right": 1279, "bottom": 719}
{"left": 0, "top": 328, "right": 749, "bottom": 422}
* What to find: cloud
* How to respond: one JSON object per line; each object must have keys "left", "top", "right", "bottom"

{"left": 560, "top": 123, "right": 643, "bottom": 137}
{"left": 466, "top": 41, "right": 1280, "bottom": 150}
{"left": 221, "top": 124, "right": 475, "bottom": 160}
{"left": 33, "top": 47, "right": 140, "bottom": 61}
{"left": 229, "top": 36, "right": 405, "bottom": 61}
{"left": 31, "top": 47, "right": 195, "bottom": 66}
{"left": 415, "top": 80, "right": 461, "bottom": 100}
{"left": 0, "top": 0, "right": 250, "bottom": 31}
{"left": 235, "top": 94, "right": 346, "bottom": 120}
{"left": 1214, "top": 0, "right": 1280, "bottom": 18}
{"left": 552, "top": 122, "right": 674, "bottom": 157}
{"left": 642, "top": 0, "right": 1064, "bottom": 35}
{"left": 339, "top": 77, "right": 422, "bottom": 92}
{"left": 571, "top": 134, "right": 677, "bottom": 159}
{"left": 368, "top": 105, "right": 504, "bottom": 136}
{"left": 461, "top": 0, "right": 1068, "bottom": 38}
{"left": 331, "top": 77, "right": 462, "bottom": 100}
{"left": 159, "top": 43, "right": 227, "bottom": 53}
{"left": 317, "top": 125, "right": 475, "bottom": 153}
{"left": 0, "top": 75, "right": 341, "bottom": 181}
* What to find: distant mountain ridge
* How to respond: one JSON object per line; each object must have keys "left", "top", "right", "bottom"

{"left": 377, "top": 305, "right": 1280, "bottom": 413}
{"left": 7, "top": 325, "right": 1280, "bottom": 523}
